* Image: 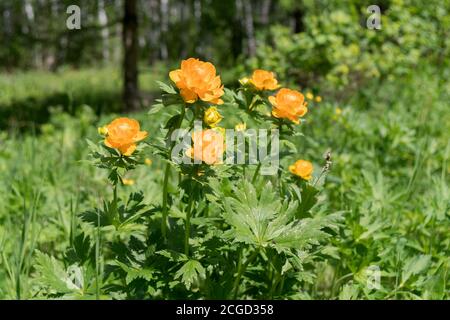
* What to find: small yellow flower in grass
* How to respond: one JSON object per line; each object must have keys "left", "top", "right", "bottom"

{"left": 239, "top": 77, "right": 250, "bottom": 86}
{"left": 315, "top": 96, "right": 322, "bottom": 103}
{"left": 335, "top": 107, "right": 342, "bottom": 116}
{"left": 145, "top": 158, "right": 153, "bottom": 166}
{"left": 98, "top": 126, "right": 108, "bottom": 136}
{"left": 103, "top": 117, "right": 148, "bottom": 156}
{"left": 306, "top": 92, "right": 314, "bottom": 100}
{"left": 204, "top": 106, "right": 223, "bottom": 127}
{"left": 122, "top": 178, "right": 135, "bottom": 186}
{"left": 289, "top": 160, "right": 313, "bottom": 181}
{"left": 235, "top": 123, "right": 246, "bottom": 131}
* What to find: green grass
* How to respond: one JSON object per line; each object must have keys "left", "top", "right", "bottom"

{"left": 0, "top": 66, "right": 448, "bottom": 299}
{"left": 0, "top": 64, "right": 167, "bottom": 131}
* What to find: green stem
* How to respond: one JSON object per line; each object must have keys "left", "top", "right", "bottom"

{"left": 184, "top": 175, "right": 195, "bottom": 256}
{"left": 232, "top": 249, "right": 259, "bottom": 299}
{"left": 251, "top": 162, "right": 262, "bottom": 184}
{"left": 184, "top": 193, "right": 194, "bottom": 256}
{"left": 161, "top": 105, "right": 186, "bottom": 241}
{"left": 112, "top": 183, "right": 118, "bottom": 227}
{"left": 95, "top": 211, "right": 101, "bottom": 300}
{"left": 161, "top": 163, "right": 171, "bottom": 240}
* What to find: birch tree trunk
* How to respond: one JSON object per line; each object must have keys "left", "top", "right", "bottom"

{"left": 160, "top": 0, "right": 169, "bottom": 60}
{"left": 147, "top": 0, "right": 160, "bottom": 63}
{"left": 23, "top": 0, "right": 38, "bottom": 67}
{"left": 123, "top": 0, "right": 140, "bottom": 111}
{"left": 194, "top": 0, "right": 203, "bottom": 56}
{"left": 260, "top": 0, "right": 271, "bottom": 26}
{"left": 98, "top": 0, "right": 110, "bottom": 62}
{"left": 232, "top": 0, "right": 244, "bottom": 60}
{"left": 243, "top": 0, "right": 256, "bottom": 57}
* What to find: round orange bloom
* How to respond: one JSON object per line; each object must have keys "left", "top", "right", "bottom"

{"left": 186, "top": 129, "right": 225, "bottom": 165}
{"left": 104, "top": 118, "right": 148, "bottom": 156}
{"left": 169, "top": 58, "right": 224, "bottom": 105}
{"left": 289, "top": 160, "right": 313, "bottom": 180}
{"left": 250, "top": 69, "right": 279, "bottom": 91}
{"left": 269, "top": 88, "right": 308, "bottom": 124}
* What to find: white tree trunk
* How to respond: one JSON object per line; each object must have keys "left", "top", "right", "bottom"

{"left": 160, "top": 0, "right": 169, "bottom": 60}
{"left": 243, "top": 0, "right": 256, "bottom": 57}
{"left": 98, "top": 0, "right": 110, "bottom": 61}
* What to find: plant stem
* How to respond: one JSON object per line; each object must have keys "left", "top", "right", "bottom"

{"left": 161, "top": 162, "right": 171, "bottom": 240}
{"left": 184, "top": 194, "right": 194, "bottom": 256}
{"left": 184, "top": 172, "right": 196, "bottom": 256}
{"left": 251, "top": 162, "right": 262, "bottom": 184}
{"left": 161, "top": 105, "right": 186, "bottom": 241}
{"left": 112, "top": 183, "right": 119, "bottom": 227}
{"left": 95, "top": 210, "right": 101, "bottom": 300}
{"left": 232, "top": 249, "right": 259, "bottom": 299}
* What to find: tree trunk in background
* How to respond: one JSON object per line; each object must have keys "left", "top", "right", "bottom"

{"left": 146, "top": 0, "right": 160, "bottom": 63}
{"left": 123, "top": 0, "right": 140, "bottom": 111}
{"left": 160, "top": 0, "right": 169, "bottom": 60}
{"left": 260, "top": 0, "right": 271, "bottom": 26}
{"left": 114, "top": 0, "right": 122, "bottom": 63}
{"left": 231, "top": 0, "right": 244, "bottom": 60}
{"left": 193, "top": 0, "right": 203, "bottom": 56}
{"left": 292, "top": 8, "right": 304, "bottom": 33}
{"left": 243, "top": 0, "right": 256, "bottom": 57}
{"left": 180, "top": 1, "right": 189, "bottom": 58}
{"left": 23, "top": 0, "right": 37, "bottom": 67}
{"left": 98, "top": 0, "right": 110, "bottom": 62}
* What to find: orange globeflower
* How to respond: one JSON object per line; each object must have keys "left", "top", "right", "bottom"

{"left": 169, "top": 58, "right": 224, "bottom": 105}
{"left": 250, "top": 69, "right": 279, "bottom": 91}
{"left": 269, "top": 88, "right": 308, "bottom": 124}
{"left": 289, "top": 160, "right": 313, "bottom": 180}
{"left": 104, "top": 118, "right": 148, "bottom": 156}
{"left": 186, "top": 129, "right": 225, "bottom": 165}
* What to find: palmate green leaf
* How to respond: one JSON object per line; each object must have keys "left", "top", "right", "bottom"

{"left": 401, "top": 254, "right": 432, "bottom": 285}
{"left": 156, "top": 80, "right": 177, "bottom": 94}
{"left": 221, "top": 181, "right": 340, "bottom": 251}
{"left": 157, "top": 249, "right": 188, "bottom": 263}
{"left": 291, "top": 183, "right": 320, "bottom": 217}
{"left": 175, "top": 259, "right": 205, "bottom": 290}
{"left": 148, "top": 102, "right": 164, "bottom": 115}
{"left": 111, "top": 260, "right": 154, "bottom": 285}
{"left": 65, "top": 232, "right": 92, "bottom": 265}
{"left": 34, "top": 251, "right": 84, "bottom": 295}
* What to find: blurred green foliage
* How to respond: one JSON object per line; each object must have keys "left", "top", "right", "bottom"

{"left": 250, "top": 0, "right": 449, "bottom": 96}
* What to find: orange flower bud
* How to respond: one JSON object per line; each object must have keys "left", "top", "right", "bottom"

{"left": 289, "top": 160, "right": 313, "bottom": 180}
{"left": 122, "top": 178, "right": 135, "bottom": 186}
{"left": 269, "top": 88, "right": 308, "bottom": 124}
{"left": 204, "top": 106, "right": 223, "bottom": 127}
{"left": 104, "top": 117, "right": 148, "bottom": 156}
{"left": 235, "top": 123, "right": 246, "bottom": 131}
{"left": 169, "top": 58, "right": 224, "bottom": 105}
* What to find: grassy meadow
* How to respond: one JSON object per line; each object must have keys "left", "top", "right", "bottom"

{"left": 0, "top": 65, "right": 448, "bottom": 299}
